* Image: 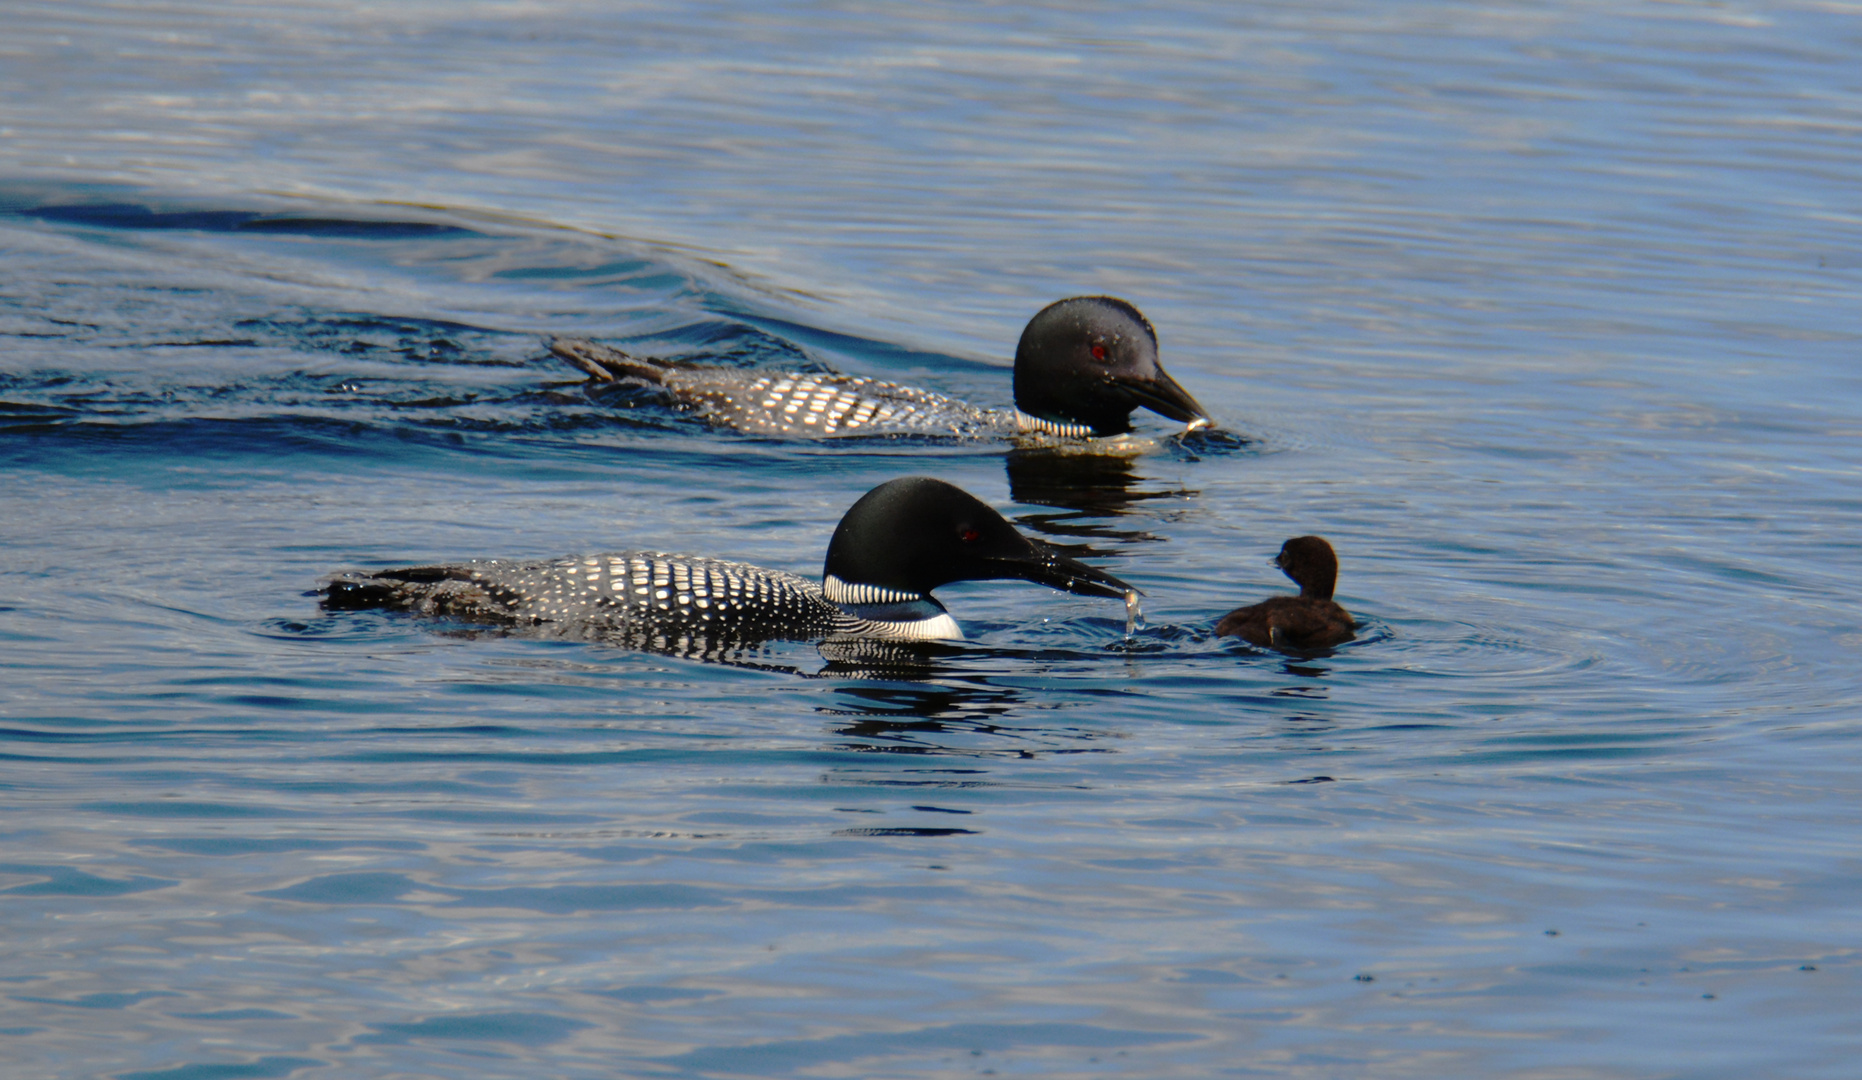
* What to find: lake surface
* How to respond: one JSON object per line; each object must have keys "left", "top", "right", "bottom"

{"left": 3, "top": 2, "right": 1861, "bottom": 1077}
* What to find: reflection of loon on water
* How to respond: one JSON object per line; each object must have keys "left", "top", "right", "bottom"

{"left": 551, "top": 296, "right": 1212, "bottom": 440}
{"left": 324, "top": 477, "right": 1137, "bottom": 657}
{"left": 1004, "top": 445, "right": 1201, "bottom": 546}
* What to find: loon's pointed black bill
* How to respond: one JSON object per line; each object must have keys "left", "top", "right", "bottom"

{"left": 1004, "top": 540, "right": 1138, "bottom": 600}
{"left": 1119, "top": 368, "right": 1212, "bottom": 429}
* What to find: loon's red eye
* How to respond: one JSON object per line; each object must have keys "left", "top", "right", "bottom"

{"left": 1090, "top": 344, "right": 1107, "bottom": 361}
{"left": 960, "top": 528, "right": 981, "bottom": 543}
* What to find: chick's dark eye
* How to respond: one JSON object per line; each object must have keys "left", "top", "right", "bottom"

{"left": 1090, "top": 344, "right": 1107, "bottom": 361}
{"left": 960, "top": 528, "right": 981, "bottom": 543}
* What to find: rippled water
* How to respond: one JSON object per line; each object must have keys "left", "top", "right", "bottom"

{"left": 4, "top": 2, "right": 1861, "bottom": 1077}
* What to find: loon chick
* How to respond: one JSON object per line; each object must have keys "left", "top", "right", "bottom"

{"left": 551, "top": 296, "right": 1211, "bottom": 439}
{"left": 1215, "top": 536, "right": 1356, "bottom": 651}
{"left": 324, "top": 477, "right": 1136, "bottom": 654}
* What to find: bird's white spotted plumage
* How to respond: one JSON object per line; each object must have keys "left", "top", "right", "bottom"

{"left": 554, "top": 340, "right": 1014, "bottom": 438}
{"left": 680, "top": 370, "right": 997, "bottom": 438}
{"left": 330, "top": 552, "right": 965, "bottom": 648}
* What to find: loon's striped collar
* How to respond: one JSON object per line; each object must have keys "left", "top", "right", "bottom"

{"left": 822, "top": 575, "right": 920, "bottom": 606}
{"left": 1013, "top": 410, "right": 1098, "bottom": 439}
{"left": 823, "top": 573, "right": 964, "bottom": 641}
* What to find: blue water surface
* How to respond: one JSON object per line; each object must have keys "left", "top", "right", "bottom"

{"left": 2, "top": 2, "right": 1861, "bottom": 1077}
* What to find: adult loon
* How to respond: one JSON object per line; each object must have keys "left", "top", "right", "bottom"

{"left": 551, "top": 296, "right": 1211, "bottom": 439}
{"left": 1215, "top": 536, "right": 1356, "bottom": 651}
{"left": 324, "top": 477, "right": 1137, "bottom": 655}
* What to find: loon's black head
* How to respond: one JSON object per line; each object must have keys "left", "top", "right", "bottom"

{"left": 1276, "top": 535, "right": 1339, "bottom": 601}
{"left": 1011, "top": 296, "right": 1212, "bottom": 437}
{"left": 822, "top": 476, "right": 1135, "bottom": 602}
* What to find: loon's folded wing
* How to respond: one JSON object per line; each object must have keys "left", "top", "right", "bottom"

{"left": 325, "top": 553, "right": 852, "bottom": 637}
{"left": 551, "top": 338, "right": 1006, "bottom": 438}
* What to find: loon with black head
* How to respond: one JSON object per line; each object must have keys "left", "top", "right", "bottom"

{"left": 324, "top": 477, "right": 1136, "bottom": 655}
{"left": 1215, "top": 536, "right": 1356, "bottom": 652}
{"left": 551, "top": 296, "right": 1211, "bottom": 440}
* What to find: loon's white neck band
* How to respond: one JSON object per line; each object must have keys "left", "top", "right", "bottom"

{"left": 1013, "top": 410, "right": 1098, "bottom": 439}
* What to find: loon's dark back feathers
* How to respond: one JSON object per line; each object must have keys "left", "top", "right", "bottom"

{"left": 327, "top": 552, "right": 855, "bottom": 640}
{"left": 552, "top": 340, "right": 1000, "bottom": 438}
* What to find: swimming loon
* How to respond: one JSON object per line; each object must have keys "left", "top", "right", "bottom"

{"left": 551, "top": 296, "right": 1211, "bottom": 439}
{"left": 1215, "top": 536, "right": 1356, "bottom": 651}
{"left": 324, "top": 477, "right": 1136, "bottom": 655}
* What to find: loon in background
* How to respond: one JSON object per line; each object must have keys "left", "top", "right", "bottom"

{"left": 325, "top": 477, "right": 1137, "bottom": 657}
{"left": 1215, "top": 536, "right": 1357, "bottom": 651}
{"left": 551, "top": 296, "right": 1212, "bottom": 440}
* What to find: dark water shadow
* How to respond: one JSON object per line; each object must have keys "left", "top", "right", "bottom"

{"left": 19, "top": 201, "right": 485, "bottom": 240}
{"left": 0, "top": 400, "right": 80, "bottom": 433}
{"left": 1004, "top": 447, "right": 1195, "bottom": 546}
{"left": 808, "top": 649, "right": 1131, "bottom": 760}
{"left": 818, "top": 679, "right": 1026, "bottom": 756}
